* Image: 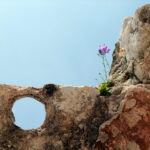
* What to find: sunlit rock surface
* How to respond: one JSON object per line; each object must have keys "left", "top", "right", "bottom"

{"left": 109, "top": 4, "right": 150, "bottom": 85}
{"left": 0, "top": 4, "right": 150, "bottom": 150}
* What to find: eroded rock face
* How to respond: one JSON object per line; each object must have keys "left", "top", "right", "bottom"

{"left": 0, "top": 84, "right": 112, "bottom": 150}
{"left": 1, "top": 83, "right": 150, "bottom": 150}
{"left": 95, "top": 84, "right": 150, "bottom": 150}
{"left": 109, "top": 4, "right": 150, "bottom": 85}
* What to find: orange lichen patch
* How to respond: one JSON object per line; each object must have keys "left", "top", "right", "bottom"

{"left": 115, "top": 47, "right": 126, "bottom": 57}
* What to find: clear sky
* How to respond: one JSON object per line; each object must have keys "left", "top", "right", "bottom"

{"left": 1, "top": 0, "right": 149, "bottom": 129}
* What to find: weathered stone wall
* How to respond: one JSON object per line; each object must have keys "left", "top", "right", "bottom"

{"left": 0, "top": 84, "right": 113, "bottom": 150}
{"left": 1, "top": 83, "right": 150, "bottom": 150}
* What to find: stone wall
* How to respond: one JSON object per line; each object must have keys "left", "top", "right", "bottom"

{"left": 0, "top": 84, "right": 111, "bottom": 150}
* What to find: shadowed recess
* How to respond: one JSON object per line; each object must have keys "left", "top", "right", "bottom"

{"left": 12, "top": 97, "right": 46, "bottom": 130}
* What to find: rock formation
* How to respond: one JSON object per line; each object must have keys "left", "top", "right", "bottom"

{"left": 0, "top": 84, "right": 111, "bottom": 150}
{"left": 0, "top": 4, "right": 150, "bottom": 150}
{"left": 109, "top": 4, "right": 150, "bottom": 85}
{"left": 96, "top": 4, "right": 150, "bottom": 150}
{"left": 95, "top": 84, "right": 150, "bottom": 150}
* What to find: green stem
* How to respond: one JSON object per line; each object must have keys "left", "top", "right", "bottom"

{"left": 104, "top": 55, "right": 110, "bottom": 70}
{"left": 102, "top": 55, "right": 107, "bottom": 80}
{"left": 98, "top": 72, "right": 105, "bottom": 82}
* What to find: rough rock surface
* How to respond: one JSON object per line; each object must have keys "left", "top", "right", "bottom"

{"left": 95, "top": 4, "right": 150, "bottom": 150}
{"left": 109, "top": 4, "right": 150, "bottom": 85}
{"left": 1, "top": 4, "right": 150, "bottom": 150}
{"left": 0, "top": 84, "right": 114, "bottom": 150}
{"left": 95, "top": 84, "right": 150, "bottom": 150}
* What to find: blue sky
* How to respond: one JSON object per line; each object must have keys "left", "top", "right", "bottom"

{"left": 1, "top": 0, "right": 149, "bottom": 129}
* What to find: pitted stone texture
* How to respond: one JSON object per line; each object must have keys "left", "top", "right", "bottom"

{"left": 95, "top": 84, "right": 150, "bottom": 150}
{"left": 109, "top": 4, "right": 150, "bottom": 85}
{"left": 0, "top": 84, "right": 110, "bottom": 150}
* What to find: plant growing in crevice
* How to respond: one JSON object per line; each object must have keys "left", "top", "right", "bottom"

{"left": 97, "top": 45, "right": 114, "bottom": 96}
{"left": 98, "top": 80, "right": 114, "bottom": 96}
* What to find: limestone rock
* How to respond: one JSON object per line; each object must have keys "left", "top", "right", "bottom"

{"left": 109, "top": 4, "right": 150, "bottom": 85}
{"left": 0, "top": 84, "right": 111, "bottom": 150}
{"left": 95, "top": 84, "right": 150, "bottom": 150}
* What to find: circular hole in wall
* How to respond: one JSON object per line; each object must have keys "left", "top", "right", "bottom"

{"left": 12, "top": 97, "right": 46, "bottom": 130}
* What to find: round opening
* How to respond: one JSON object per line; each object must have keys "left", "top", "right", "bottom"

{"left": 12, "top": 97, "right": 46, "bottom": 130}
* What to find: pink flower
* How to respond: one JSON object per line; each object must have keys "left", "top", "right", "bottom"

{"left": 98, "top": 45, "right": 110, "bottom": 55}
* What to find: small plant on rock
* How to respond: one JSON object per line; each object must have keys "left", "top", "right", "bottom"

{"left": 97, "top": 45, "right": 114, "bottom": 96}
{"left": 98, "top": 80, "right": 114, "bottom": 96}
